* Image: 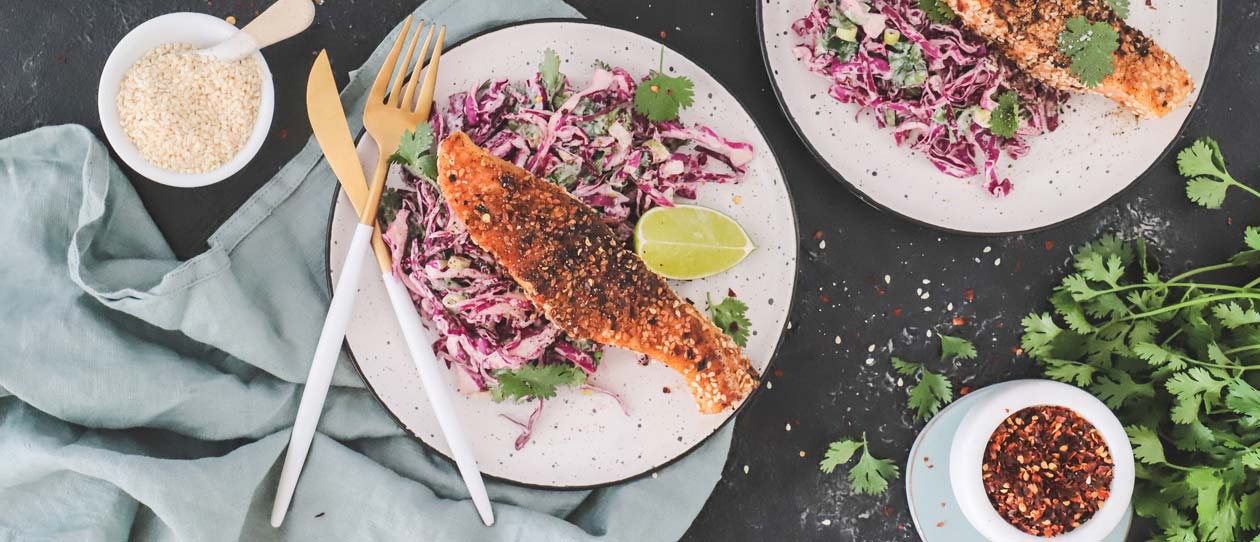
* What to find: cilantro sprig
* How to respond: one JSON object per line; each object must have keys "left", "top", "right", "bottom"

{"left": 988, "top": 91, "right": 1021, "bottom": 139}
{"left": 388, "top": 122, "right": 437, "bottom": 180}
{"left": 891, "top": 333, "right": 974, "bottom": 421}
{"left": 1178, "top": 137, "right": 1260, "bottom": 209}
{"left": 707, "top": 292, "right": 751, "bottom": 347}
{"left": 490, "top": 364, "right": 587, "bottom": 403}
{"left": 1056, "top": 16, "right": 1119, "bottom": 88}
{"left": 1022, "top": 141, "right": 1260, "bottom": 541}
{"left": 634, "top": 47, "right": 696, "bottom": 122}
{"left": 818, "top": 432, "right": 901, "bottom": 496}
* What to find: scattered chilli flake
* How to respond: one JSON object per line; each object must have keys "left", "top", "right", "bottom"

{"left": 868, "top": 344, "right": 877, "bottom": 352}
{"left": 821, "top": 519, "right": 833, "bottom": 526}
{"left": 835, "top": 335, "right": 843, "bottom": 344}
{"left": 744, "top": 465, "right": 750, "bottom": 474}
{"left": 819, "top": 240, "right": 827, "bottom": 249}
{"left": 994, "top": 258, "right": 1002, "bottom": 266}
{"left": 866, "top": 357, "right": 876, "bottom": 365}
{"left": 884, "top": 275, "right": 892, "bottom": 284}
{"left": 786, "top": 423, "right": 793, "bottom": 431}
{"left": 983, "top": 246, "right": 992, "bottom": 253}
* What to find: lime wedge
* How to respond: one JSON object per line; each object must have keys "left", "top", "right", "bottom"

{"left": 633, "top": 204, "right": 755, "bottom": 280}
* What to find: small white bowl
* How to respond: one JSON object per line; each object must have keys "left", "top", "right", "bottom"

{"left": 949, "top": 379, "right": 1135, "bottom": 542}
{"left": 97, "top": 12, "right": 275, "bottom": 188}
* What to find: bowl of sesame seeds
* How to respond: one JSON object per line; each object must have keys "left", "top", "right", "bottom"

{"left": 948, "top": 379, "right": 1135, "bottom": 541}
{"left": 98, "top": 12, "right": 274, "bottom": 188}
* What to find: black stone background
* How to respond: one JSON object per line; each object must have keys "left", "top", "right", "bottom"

{"left": 2, "top": 0, "right": 1258, "bottom": 540}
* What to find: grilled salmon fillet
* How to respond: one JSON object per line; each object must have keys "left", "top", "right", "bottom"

{"left": 944, "top": 0, "right": 1193, "bottom": 118}
{"left": 436, "top": 132, "right": 758, "bottom": 414}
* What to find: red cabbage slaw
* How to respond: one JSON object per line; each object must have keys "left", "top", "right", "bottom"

{"left": 791, "top": 0, "right": 1068, "bottom": 196}
{"left": 380, "top": 59, "right": 752, "bottom": 447}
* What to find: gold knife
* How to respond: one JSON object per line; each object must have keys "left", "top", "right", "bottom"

{"left": 307, "top": 50, "right": 391, "bottom": 272}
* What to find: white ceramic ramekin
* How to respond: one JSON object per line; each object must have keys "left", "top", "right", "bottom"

{"left": 949, "top": 379, "right": 1135, "bottom": 542}
{"left": 97, "top": 13, "right": 275, "bottom": 188}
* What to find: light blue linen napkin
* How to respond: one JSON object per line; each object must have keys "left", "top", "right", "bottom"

{"left": 0, "top": 0, "right": 733, "bottom": 540}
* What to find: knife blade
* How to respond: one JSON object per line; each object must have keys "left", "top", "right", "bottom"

{"left": 307, "top": 50, "right": 369, "bottom": 216}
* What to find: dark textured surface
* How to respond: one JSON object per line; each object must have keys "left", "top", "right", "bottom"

{"left": 2, "top": 0, "right": 1257, "bottom": 540}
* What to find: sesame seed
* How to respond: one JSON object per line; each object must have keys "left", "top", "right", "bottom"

{"left": 116, "top": 43, "right": 262, "bottom": 173}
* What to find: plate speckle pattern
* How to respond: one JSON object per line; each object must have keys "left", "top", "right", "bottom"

{"left": 759, "top": 0, "right": 1216, "bottom": 233}
{"left": 326, "top": 21, "right": 797, "bottom": 488}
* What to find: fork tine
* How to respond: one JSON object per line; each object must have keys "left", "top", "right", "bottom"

{"left": 369, "top": 16, "right": 414, "bottom": 103}
{"left": 400, "top": 25, "right": 436, "bottom": 112}
{"left": 414, "top": 25, "right": 446, "bottom": 118}
{"left": 388, "top": 21, "right": 425, "bottom": 108}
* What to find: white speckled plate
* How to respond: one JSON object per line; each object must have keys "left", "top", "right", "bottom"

{"left": 758, "top": 0, "right": 1218, "bottom": 234}
{"left": 326, "top": 20, "right": 797, "bottom": 488}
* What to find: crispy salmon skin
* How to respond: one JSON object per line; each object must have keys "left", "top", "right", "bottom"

{"left": 436, "top": 131, "right": 758, "bottom": 414}
{"left": 944, "top": 0, "right": 1193, "bottom": 118}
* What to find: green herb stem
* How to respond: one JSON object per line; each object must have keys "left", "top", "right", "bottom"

{"left": 1122, "top": 293, "right": 1260, "bottom": 321}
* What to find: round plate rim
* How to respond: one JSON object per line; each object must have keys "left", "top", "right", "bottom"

{"left": 754, "top": 0, "right": 1223, "bottom": 236}
{"left": 322, "top": 17, "right": 801, "bottom": 490}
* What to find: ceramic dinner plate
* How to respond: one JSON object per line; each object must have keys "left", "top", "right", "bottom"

{"left": 326, "top": 20, "right": 797, "bottom": 488}
{"left": 758, "top": 0, "right": 1217, "bottom": 233}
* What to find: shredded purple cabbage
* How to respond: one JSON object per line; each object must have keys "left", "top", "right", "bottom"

{"left": 792, "top": 0, "right": 1068, "bottom": 195}
{"left": 381, "top": 62, "right": 751, "bottom": 446}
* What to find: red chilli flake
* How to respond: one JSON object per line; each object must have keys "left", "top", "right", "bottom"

{"left": 1044, "top": 241, "right": 1055, "bottom": 251}
{"left": 982, "top": 406, "right": 1114, "bottom": 537}
{"left": 963, "top": 288, "right": 975, "bottom": 302}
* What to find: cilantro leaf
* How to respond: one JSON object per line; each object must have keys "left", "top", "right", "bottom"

{"left": 489, "top": 364, "right": 586, "bottom": 403}
{"left": 818, "top": 433, "right": 900, "bottom": 496}
{"left": 634, "top": 72, "right": 695, "bottom": 122}
{"left": 1021, "top": 313, "right": 1063, "bottom": 357}
{"left": 1213, "top": 302, "right": 1260, "bottom": 329}
{"left": 1104, "top": 0, "right": 1130, "bottom": 18}
{"left": 1245, "top": 227, "right": 1260, "bottom": 251}
{"left": 917, "top": 0, "right": 957, "bottom": 24}
{"left": 1226, "top": 380, "right": 1260, "bottom": 426}
{"left": 1043, "top": 358, "right": 1096, "bottom": 387}
{"left": 819, "top": 439, "right": 864, "bottom": 474}
{"left": 890, "top": 356, "right": 921, "bottom": 376}
{"left": 539, "top": 48, "right": 565, "bottom": 101}
{"left": 1134, "top": 342, "right": 1189, "bottom": 370}
{"left": 1178, "top": 138, "right": 1231, "bottom": 180}
{"left": 1056, "top": 16, "right": 1119, "bottom": 88}
{"left": 939, "top": 334, "right": 977, "bottom": 360}
{"left": 388, "top": 123, "right": 437, "bottom": 179}
{"left": 706, "top": 293, "right": 751, "bottom": 347}
{"left": 1187, "top": 177, "right": 1231, "bottom": 209}
{"left": 850, "top": 441, "right": 900, "bottom": 496}
{"left": 908, "top": 370, "right": 952, "bottom": 421}
{"left": 1092, "top": 372, "right": 1154, "bottom": 409}
{"left": 1128, "top": 425, "right": 1167, "bottom": 465}
{"left": 988, "top": 91, "right": 1021, "bottom": 139}
{"left": 378, "top": 187, "right": 405, "bottom": 225}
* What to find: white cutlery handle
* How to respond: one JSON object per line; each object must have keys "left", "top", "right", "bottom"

{"left": 381, "top": 272, "right": 495, "bottom": 526}
{"left": 270, "top": 223, "right": 373, "bottom": 528}
{"left": 241, "top": 0, "right": 316, "bottom": 50}
{"left": 202, "top": 0, "right": 315, "bottom": 61}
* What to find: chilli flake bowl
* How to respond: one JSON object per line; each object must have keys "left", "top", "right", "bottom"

{"left": 948, "top": 380, "right": 1135, "bottom": 542}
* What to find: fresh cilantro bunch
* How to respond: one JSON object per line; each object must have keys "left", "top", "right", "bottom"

{"left": 634, "top": 47, "right": 695, "bottom": 122}
{"left": 892, "top": 333, "right": 976, "bottom": 421}
{"left": 490, "top": 364, "right": 587, "bottom": 403}
{"left": 818, "top": 432, "right": 901, "bottom": 495}
{"left": 1179, "top": 137, "right": 1260, "bottom": 209}
{"left": 1022, "top": 139, "right": 1260, "bottom": 542}
{"left": 1056, "top": 16, "right": 1119, "bottom": 88}
{"left": 917, "top": 0, "right": 957, "bottom": 24}
{"left": 706, "top": 292, "right": 751, "bottom": 347}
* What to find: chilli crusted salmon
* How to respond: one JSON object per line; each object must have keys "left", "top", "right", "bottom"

{"left": 436, "top": 131, "right": 759, "bottom": 414}
{"left": 943, "top": 0, "right": 1193, "bottom": 118}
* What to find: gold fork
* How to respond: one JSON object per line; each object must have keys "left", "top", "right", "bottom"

{"left": 361, "top": 17, "right": 445, "bottom": 238}
{"left": 269, "top": 18, "right": 450, "bottom": 528}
